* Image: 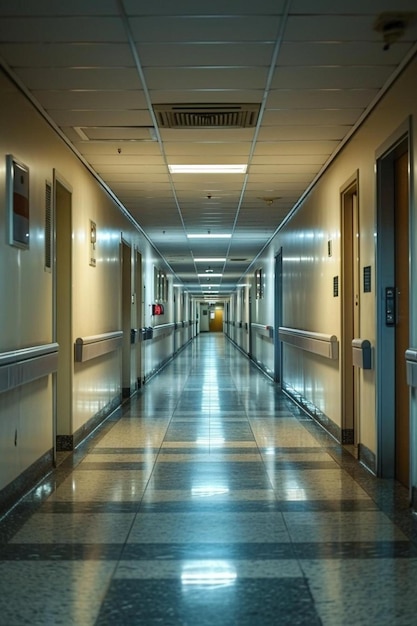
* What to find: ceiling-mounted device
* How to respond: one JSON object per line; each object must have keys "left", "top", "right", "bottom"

{"left": 154, "top": 104, "right": 260, "bottom": 128}
{"left": 374, "top": 12, "right": 415, "bottom": 50}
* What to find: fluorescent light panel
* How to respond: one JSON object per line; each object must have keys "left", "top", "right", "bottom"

{"left": 187, "top": 234, "right": 231, "bottom": 239}
{"left": 194, "top": 258, "right": 226, "bottom": 262}
{"left": 198, "top": 273, "right": 222, "bottom": 277}
{"left": 169, "top": 164, "right": 247, "bottom": 174}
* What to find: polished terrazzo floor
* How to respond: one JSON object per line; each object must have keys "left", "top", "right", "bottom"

{"left": 1, "top": 334, "right": 417, "bottom": 625}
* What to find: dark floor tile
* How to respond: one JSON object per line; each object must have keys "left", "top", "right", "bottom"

{"left": 95, "top": 578, "right": 321, "bottom": 626}
{"left": 121, "top": 541, "right": 297, "bottom": 561}
{"left": 138, "top": 499, "right": 378, "bottom": 514}
{"left": 90, "top": 448, "right": 160, "bottom": 455}
{"left": 0, "top": 542, "right": 124, "bottom": 561}
{"left": 149, "top": 462, "right": 272, "bottom": 490}
{"left": 159, "top": 447, "right": 259, "bottom": 454}
{"left": 293, "top": 541, "right": 417, "bottom": 559}
{"left": 37, "top": 502, "right": 141, "bottom": 514}
{"left": 272, "top": 461, "right": 339, "bottom": 470}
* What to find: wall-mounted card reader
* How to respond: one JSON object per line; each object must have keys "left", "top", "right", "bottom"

{"left": 385, "top": 287, "right": 396, "bottom": 326}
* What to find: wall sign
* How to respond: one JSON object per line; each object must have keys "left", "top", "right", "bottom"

{"left": 363, "top": 266, "right": 371, "bottom": 293}
{"left": 89, "top": 219, "right": 97, "bottom": 267}
{"left": 152, "top": 303, "right": 164, "bottom": 315}
{"left": 333, "top": 276, "right": 339, "bottom": 297}
{"left": 6, "top": 154, "right": 30, "bottom": 249}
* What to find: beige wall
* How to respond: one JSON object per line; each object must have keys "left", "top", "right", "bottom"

{"left": 234, "top": 56, "right": 417, "bottom": 464}
{"left": 0, "top": 69, "right": 190, "bottom": 492}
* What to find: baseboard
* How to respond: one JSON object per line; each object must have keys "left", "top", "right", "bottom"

{"left": 358, "top": 442, "right": 377, "bottom": 475}
{"left": 0, "top": 448, "right": 53, "bottom": 518}
{"left": 56, "top": 393, "right": 122, "bottom": 452}
{"left": 282, "top": 382, "right": 342, "bottom": 442}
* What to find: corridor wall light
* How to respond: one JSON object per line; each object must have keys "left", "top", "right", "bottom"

{"left": 168, "top": 164, "right": 247, "bottom": 174}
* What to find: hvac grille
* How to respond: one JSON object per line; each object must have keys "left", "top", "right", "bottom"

{"left": 155, "top": 104, "right": 260, "bottom": 128}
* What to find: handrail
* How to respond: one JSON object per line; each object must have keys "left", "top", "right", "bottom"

{"left": 153, "top": 322, "right": 176, "bottom": 331}
{"left": 406, "top": 348, "right": 417, "bottom": 387}
{"left": 279, "top": 326, "right": 338, "bottom": 360}
{"left": 0, "top": 342, "right": 59, "bottom": 393}
{"left": 251, "top": 323, "right": 274, "bottom": 339}
{"left": 352, "top": 338, "right": 372, "bottom": 369}
{"left": 74, "top": 331, "right": 123, "bottom": 363}
{"left": 152, "top": 322, "right": 176, "bottom": 340}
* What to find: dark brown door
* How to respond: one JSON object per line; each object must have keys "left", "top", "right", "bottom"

{"left": 394, "top": 151, "right": 409, "bottom": 486}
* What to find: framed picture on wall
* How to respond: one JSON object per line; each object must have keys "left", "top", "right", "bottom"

{"left": 6, "top": 154, "right": 30, "bottom": 249}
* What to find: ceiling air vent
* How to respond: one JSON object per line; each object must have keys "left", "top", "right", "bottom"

{"left": 154, "top": 104, "right": 260, "bottom": 129}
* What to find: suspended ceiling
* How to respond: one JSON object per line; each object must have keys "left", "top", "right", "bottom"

{"left": 0, "top": 0, "right": 416, "bottom": 298}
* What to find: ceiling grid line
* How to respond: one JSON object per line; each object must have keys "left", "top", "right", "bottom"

{"left": 0, "top": 2, "right": 415, "bottom": 296}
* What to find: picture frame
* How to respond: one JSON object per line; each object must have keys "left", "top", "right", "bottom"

{"left": 6, "top": 154, "right": 30, "bottom": 249}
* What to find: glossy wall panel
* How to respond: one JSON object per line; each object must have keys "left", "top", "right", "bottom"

{"left": 0, "top": 68, "right": 189, "bottom": 498}
{"left": 236, "top": 57, "right": 417, "bottom": 468}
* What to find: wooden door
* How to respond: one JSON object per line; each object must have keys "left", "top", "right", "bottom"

{"left": 394, "top": 151, "right": 409, "bottom": 486}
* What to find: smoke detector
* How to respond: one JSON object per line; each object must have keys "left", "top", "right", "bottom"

{"left": 258, "top": 196, "right": 281, "bottom": 206}
{"left": 374, "top": 12, "right": 415, "bottom": 50}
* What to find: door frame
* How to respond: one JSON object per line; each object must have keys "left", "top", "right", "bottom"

{"left": 376, "top": 120, "right": 411, "bottom": 479}
{"left": 135, "top": 248, "right": 143, "bottom": 387}
{"left": 274, "top": 248, "right": 283, "bottom": 384}
{"left": 52, "top": 171, "right": 73, "bottom": 455}
{"left": 121, "top": 238, "right": 132, "bottom": 397}
{"left": 341, "top": 173, "right": 359, "bottom": 448}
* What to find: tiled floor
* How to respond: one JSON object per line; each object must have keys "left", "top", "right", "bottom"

{"left": 1, "top": 334, "right": 417, "bottom": 625}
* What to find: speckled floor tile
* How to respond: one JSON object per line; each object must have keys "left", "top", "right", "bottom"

{"left": 95, "top": 577, "right": 321, "bottom": 626}
{"left": 140, "top": 488, "right": 277, "bottom": 504}
{"left": 301, "top": 559, "right": 417, "bottom": 625}
{"left": 114, "top": 558, "right": 303, "bottom": 579}
{"left": 0, "top": 562, "right": 115, "bottom": 626}
{"left": 127, "top": 512, "right": 290, "bottom": 544}
{"left": 47, "top": 471, "right": 150, "bottom": 502}
{"left": 9, "top": 512, "right": 136, "bottom": 544}
{"left": 1, "top": 334, "right": 417, "bottom": 626}
{"left": 287, "top": 520, "right": 408, "bottom": 542}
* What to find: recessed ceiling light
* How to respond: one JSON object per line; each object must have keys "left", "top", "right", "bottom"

{"left": 198, "top": 273, "right": 222, "bottom": 277}
{"left": 194, "top": 257, "right": 226, "bottom": 262}
{"left": 169, "top": 164, "right": 247, "bottom": 174}
{"left": 187, "top": 234, "right": 231, "bottom": 239}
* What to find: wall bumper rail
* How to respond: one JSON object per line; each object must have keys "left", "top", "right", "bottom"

{"left": 352, "top": 338, "right": 372, "bottom": 369}
{"left": 252, "top": 323, "right": 274, "bottom": 340}
{"left": 74, "top": 331, "right": 123, "bottom": 363}
{"left": 279, "top": 327, "right": 339, "bottom": 360}
{"left": 405, "top": 348, "right": 417, "bottom": 387}
{"left": 0, "top": 342, "right": 59, "bottom": 393}
{"left": 152, "top": 323, "right": 176, "bottom": 339}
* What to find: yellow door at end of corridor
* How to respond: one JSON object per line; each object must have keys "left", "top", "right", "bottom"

{"left": 209, "top": 308, "right": 224, "bottom": 332}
